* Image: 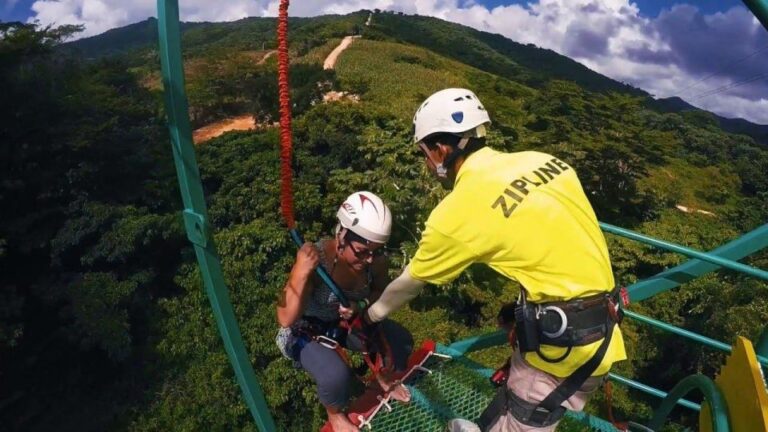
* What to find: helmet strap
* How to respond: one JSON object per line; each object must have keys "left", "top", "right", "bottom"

{"left": 419, "top": 134, "right": 471, "bottom": 179}
{"left": 438, "top": 135, "right": 471, "bottom": 178}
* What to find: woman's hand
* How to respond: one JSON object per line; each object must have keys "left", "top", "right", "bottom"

{"left": 295, "top": 242, "right": 320, "bottom": 277}
{"left": 277, "top": 243, "right": 320, "bottom": 327}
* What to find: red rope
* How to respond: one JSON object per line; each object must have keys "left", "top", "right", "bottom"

{"left": 277, "top": 0, "right": 295, "bottom": 229}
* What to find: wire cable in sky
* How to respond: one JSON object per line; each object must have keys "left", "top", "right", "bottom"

{"left": 689, "top": 72, "right": 768, "bottom": 101}
{"left": 675, "top": 44, "right": 768, "bottom": 97}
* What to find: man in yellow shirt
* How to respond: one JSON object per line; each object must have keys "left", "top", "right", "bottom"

{"left": 364, "top": 88, "right": 626, "bottom": 431}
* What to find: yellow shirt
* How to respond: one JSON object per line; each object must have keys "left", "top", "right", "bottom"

{"left": 409, "top": 147, "right": 626, "bottom": 377}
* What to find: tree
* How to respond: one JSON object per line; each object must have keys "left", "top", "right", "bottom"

{"left": 1, "top": 22, "right": 183, "bottom": 431}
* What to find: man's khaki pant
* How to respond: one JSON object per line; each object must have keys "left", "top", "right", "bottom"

{"left": 447, "top": 351, "right": 604, "bottom": 432}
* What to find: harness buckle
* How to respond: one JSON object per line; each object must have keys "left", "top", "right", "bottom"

{"left": 539, "top": 305, "right": 568, "bottom": 339}
{"left": 316, "top": 335, "right": 339, "bottom": 350}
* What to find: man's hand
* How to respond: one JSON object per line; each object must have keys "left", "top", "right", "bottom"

{"left": 338, "top": 302, "right": 359, "bottom": 320}
{"left": 362, "top": 308, "right": 375, "bottom": 325}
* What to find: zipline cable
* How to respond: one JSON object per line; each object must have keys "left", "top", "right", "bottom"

{"left": 675, "top": 44, "right": 768, "bottom": 97}
{"left": 276, "top": 0, "right": 350, "bottom": 307}
{"left": 689, "top": 71, "right": 768, "bottom": 101}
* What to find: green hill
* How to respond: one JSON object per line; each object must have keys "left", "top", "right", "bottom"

{"left": 647, "top": 96, "right": 768, "bottom": 145}
{"left": 366, "top": 12, "right": 645, "bottom": 97}
{"left": 64, "top": 13, "right": 370, "bottom": 59}
{"left": 66, "top": 10, "right": 768, "bottom": 144}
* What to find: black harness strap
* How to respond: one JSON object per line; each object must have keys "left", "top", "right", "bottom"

{"left": 529, "top": 314, "right": 614, "bottom": 425}
{"left": 478, "top": 287, "right": 625, "bottom": 430}
{"left": 477, "top": 318, "right": 614, "bottom": 430}
{"left": 477, "top": 386, "right": 509, "bottom": 430}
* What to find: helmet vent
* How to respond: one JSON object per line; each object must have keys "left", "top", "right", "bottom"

{"left": 453, "top": 97, "right": 464, "bottom": 101}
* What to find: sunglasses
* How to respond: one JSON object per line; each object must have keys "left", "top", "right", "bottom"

{"left": 347, "top": 241, "right": 386, "bottom": 260}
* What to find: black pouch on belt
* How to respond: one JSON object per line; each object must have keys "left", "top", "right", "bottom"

{"left": 514, "top": 297, "right": 540, "bottom": 354}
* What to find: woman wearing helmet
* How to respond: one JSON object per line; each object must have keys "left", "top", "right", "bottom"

{"left": 276, "top": 191, "right": 413, "bottom": 432}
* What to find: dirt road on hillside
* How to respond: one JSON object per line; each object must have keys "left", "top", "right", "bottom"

{"left": 191, "top": 49, "right": 279, "bottom": 144}
{"left": 193, "top": 38, "right": 361, "bottom": 144}
{"left": 258, "top": 50, "right": 276, "bottom": 65}
{"left": 324, "top": 35, "right": 360, "bottom": 70}
{"left": 192, "top": 115, "right": 255, "bottom": 144}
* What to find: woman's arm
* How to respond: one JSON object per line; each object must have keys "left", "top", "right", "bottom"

{"left": 276, "top": 243, "right": 319, "bottom": 327}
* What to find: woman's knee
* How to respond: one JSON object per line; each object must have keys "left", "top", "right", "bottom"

{"left": 300, "top": 342, "right": 353, "bottom": 407}
{"left": 315, "top": 364, "right": 352, "bottom": 407}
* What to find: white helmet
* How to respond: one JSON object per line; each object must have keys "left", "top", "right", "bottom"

{"left": 336, "top": 191, "right": 392, "bottom": 244}
{"left": 413, "top": 88, "right": 491, "bottom": 144}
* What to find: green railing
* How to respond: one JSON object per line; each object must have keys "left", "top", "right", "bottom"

{"left": 608, "top": 373, "right": 701, "bottom": 411}
{"left": 440, "top": 221, "right": 768, "bottom": 431}
{"left": 649, "top": 375, "right": 729, "bottom": 432}
{"left": 439, "top": 219, "right": 768, "bottom": 431}
{"left": 600, "top": 220, "right": 767, "bottom": 429}
{"left": 601, "top": 222, "right": 768, "bottom": 281}
{"left": 623, "top": 309, "right": 768, "bottom": 368}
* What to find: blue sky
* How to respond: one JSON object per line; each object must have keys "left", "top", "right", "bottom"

{"left": 1, "top": 0, "right": 747, "bottom": 23}
{"left": 2, "top": 0, "right": 32, "bottom": 21}
{"left": 473, "top": 0, "right": 744, "bottom": 16}
{"left": 3, "top": 0, "right": 767, "bottom": 124}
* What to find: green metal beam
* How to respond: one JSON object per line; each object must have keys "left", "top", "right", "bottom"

{"left": 624, "top": 223, "right": 768, "bottom": 302}
{"left": 623, "top": 310, "right": 768, "bottom": 367}
{"left": 608, "top": 373, "right": 701, "bottom": 411}
{"left": 757, "top": 326, "right": 768, "bottom": 379}
{"left": 599, "top": 223, "right": 768, "bottom": 302}
{"left": 156, "top": 1, "right": 276, "bottom": 431}
{"left": 648, "top": 375, "right": 729, "bottom": 431}
{"left": 743, "top": 0, "right": 768, "bottom": 31}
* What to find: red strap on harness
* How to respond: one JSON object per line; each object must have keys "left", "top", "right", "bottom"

{"left": 619, "top": 286, "right": 630, "bottom": 307}
{"left": 332, "top": 315, "right": 393, "bottom": 383}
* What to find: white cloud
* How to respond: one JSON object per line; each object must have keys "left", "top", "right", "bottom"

{"left": 29, "top": 0, "right": 270, "bottom": 36}
{"left": 27, "top": 0, "right": 768, "bottom": 124}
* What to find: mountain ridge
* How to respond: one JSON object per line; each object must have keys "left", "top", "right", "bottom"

{"left": 64, "top": 11, "right": 768, "bottom": 143}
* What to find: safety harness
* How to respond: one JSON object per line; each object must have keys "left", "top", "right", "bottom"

{"left": 290, "top": 314, "right": 394, "bottom": 383}
{"left": 479, "top": 286, "right": 628, "bottom": 429}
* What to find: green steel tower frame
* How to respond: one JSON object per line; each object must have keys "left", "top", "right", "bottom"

{"left": 156, "top": 1, "right": 276, "bottom": 430}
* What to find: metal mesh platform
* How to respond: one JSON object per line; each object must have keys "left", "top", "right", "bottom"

{"left": 364, "top": 345, "right": 621, "bottom": 432}
{"left": 367, "top": 352, "right": 493, "bottom": 431}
